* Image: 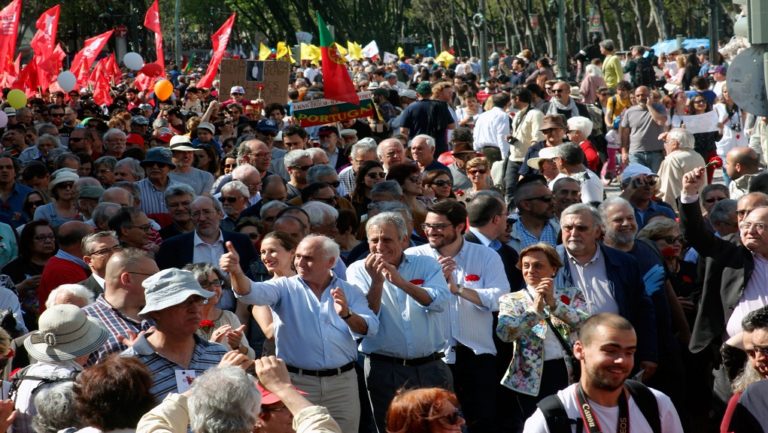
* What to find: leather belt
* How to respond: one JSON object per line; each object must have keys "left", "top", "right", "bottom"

{"left": 367, "top": 352, "right": 444, "bottom": 367}
{"left": 286, "top": 361, "right": 355, "bottom": 377}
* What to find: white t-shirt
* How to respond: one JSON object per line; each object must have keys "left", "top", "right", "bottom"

{"left": 523, "top": 383, "right": 684, "bottom": 433}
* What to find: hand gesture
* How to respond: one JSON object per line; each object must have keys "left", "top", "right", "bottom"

{"left": 364, "top": 254, "right": 385, "bottom": 283}
{"left": 437, "top": 256, "right": 457, "bottom": 283}
{"left": 225, "top": 324, "right": 246, "bottom": 350}
{"left": 218, "top": 350, "right": 252, "bottom": 370}
{"left": 220, "top": 241, "right": 242, "bottom": 275}
{"left": 254, "top": 356, "right": 292, "bottom": 394}
{"left": 118, "top": 327, "right": 153, "bottom": 347}
{"left": 211, "top": 325, "right": 232, "bottom": 343}
{"left": 330, "top": 287, "right": 349, "bottom": 318}
{"left": 682, "top": 167, "right": 706, "bottom": 196}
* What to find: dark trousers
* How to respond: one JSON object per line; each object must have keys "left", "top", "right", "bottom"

{"left": 504, "top": 160, "right": 523, "bottom": 207}
{"left": 364, "top": 356, "right": 454, "bottom": 433}
{"left": 449, "top": 344, "right": 498, "bottom": 433}
{"left": 513, "top": 358, "right": 569, "bottom": 433}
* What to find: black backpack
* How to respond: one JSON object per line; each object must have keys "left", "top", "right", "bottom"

{"left": 537, "top": 380, "right": 661, "bottom": 433}
{"left": 8, "top": 364, "right": 79, "bottom": 402}
{"left": 636, "top": 57, "right": 656, "bottom": 88}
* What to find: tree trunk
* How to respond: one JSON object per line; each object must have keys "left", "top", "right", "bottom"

{"left": 627, "top": 0, "right": 646, "bottom": 45}
{"left": 539, "top": 0, "right": 554, "bottom": 55}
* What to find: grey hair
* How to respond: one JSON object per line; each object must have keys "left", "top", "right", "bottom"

{"left": 367, "top": 200, "right": 412, "bottom": 218}
{"left": 91, "top": 203, "right": 121, "bottom": 229}
{"left": 599, "top": 197, "right": 634, "bottom": 221}
{"left": 94, "top": 155, "right": 118, "bottom": 170}
{"left": 709, "top": 198, "right": 737, "bottom": 226}
{"left": 188, "top": 367, "right": 261, "bottom": 433}
{"left": 82, "top": 230, "right": 118, "bottom": 255}
{"left": 556, "top": 142, "right": 586, "bottom": 166}
{"left": 552, "top": 177, "right": 580, "bottom": 193}
{"left": 371, "top": 180, "right": 404, "bottom": 198}
{"left": 164, "top": 183, "right": 196, "bottom": 203}
{"left": 182, "top": 262, "right": 225, "bottom": 283}
{"left": 221, "top": 180, "right": 249, "bottom": 198}
{"left": 260, "top": 200, "right": 289, "bottom": 219}
{"left": 302, "top": 200, "right": 339, "bottom": 227}
{"left": 351, "top": 139, "right": 377, "bottom": 158}
{"left": 37, "top": 133, "right": 62, "bottom": 148}
{"left": 307, "top": 165, "right": 338, "bottom": 184}
{"left": 585, "top": 64, "right": 603, "bottom": 77}
{"left": 367, "top": 211, "right": 409, "bottom": 240}
{"left": 411, "top": 134, "right": 436, "bottom": 149}
{"left": 32, "top": 382, "right": 81, "bottom": 433}
{"left": 566, "top": 116, "right": 593, "bottom": 137}
{"left": 115, "top": 157, "right": 145, "bottom": 180}
{"left": 302, "top": 234, "right": 341, "bottom": 260}
{"left": 102, "top": 128, "right": 126, "bottom": 142}
{"left": 283, "top": 149, "right": 311, "bottom": 171}
{"left": 112, "top": 181, "right": 141, "bottom": 202}
{"left": 599, "top": 39, "right": 615, "bottom": 51}
{"left": 561, "top": 203, "right": 604, "bottom": 230}
{"left": 231, "top": 164, "right": 259, "bottom": 181}
{"left": 44, "top": 283, "right": 95, "bottom": 310}
{"left": 305, "top": 147, "right": 327, "bottom": 161}
{"left": 35, "top": 123, "right": 58, "bottom": 136}
{"left": 667, "top": 128, "right": 694, "bottom": 150}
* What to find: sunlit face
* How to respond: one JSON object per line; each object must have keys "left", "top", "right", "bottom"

{"left": 367, "top": 222, "right": 406, "bottom": 265}
{"left": 575, "top": 325, "right": 637, "bottom": 392}
{"left": 520, "top": 250, "right": 557, "bottom": 287}
{"left": 260, "top": 237, "right": 295, "bottom": 275}
{"left": 423, "top": 212, "right": 460, "bottom": 250}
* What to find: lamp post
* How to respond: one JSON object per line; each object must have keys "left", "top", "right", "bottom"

{"left": 174, "top": 0, "right": 182, "bottom": 65}
{"left": 556, "top": 0, "right": 567, "bottom": 79}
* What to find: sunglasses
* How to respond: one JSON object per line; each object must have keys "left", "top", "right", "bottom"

{"left": 292, "top": 164, "right": 313, "bottom": 171}
{"left": 144, "top": 162, "right": 169, "bottom": 168}
{"left": 524, "top": 195, "right": 553, "bottom": 203}
{"left": 693, "top": 99, "right": 706, "bottom": 104}
{"left": 367, "top": 172, "right": 386, "bottom": 179}
{"left": 432, "top": 180, "right": 452, "bottom": 187}
{"left": 468, "top": 169, "right": 487, "bottom": 175}
{"left": 219, "top": 196, "right": 240, "bottom": 203}
{"left": 69, "top": 137, "right": 83, "bottom": 142}
{"left": 654, "top": 235, "right": 685, "bottom": 244}
{"left": 28, "top": 200, "right": 45, "bottom": 207}
{"left": 704, "top": 196, "right": 726, "bottom": 203}
{"left": 224, "top": 163, "right": 237, "bottom": 168}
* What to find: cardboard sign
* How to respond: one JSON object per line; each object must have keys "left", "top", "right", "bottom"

{"left": 218, "top": 59, "right": 291, "bottom": 106}
{"left": 292, "top": 92, "right": 374, "bottom": 127}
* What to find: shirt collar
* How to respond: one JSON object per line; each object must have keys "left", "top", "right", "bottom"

{"left": 469, "top": 227, "right": 494, "bottom": 247}
{"left": 567, "top": 245, "right": 601, "bottom": 267}
{"left": 193, "top": 229, "right": 224, "bottom": 247}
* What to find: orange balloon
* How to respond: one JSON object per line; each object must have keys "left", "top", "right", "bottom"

{"left": 154, "top": 79, "right": 174, "bottom": 101}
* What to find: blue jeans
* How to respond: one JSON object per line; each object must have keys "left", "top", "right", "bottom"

{"left": 629, "top": 150, "right": 665, "bottom": 173}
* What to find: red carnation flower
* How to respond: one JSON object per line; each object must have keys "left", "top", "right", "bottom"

{"left": 661, "top": 246, "right": 678, "bottom": 258}
{"left": 199, "top": 319, "right": 215, "bottom": 331}
{"left": 682, "top": 275, "right": 693, "bottom": 284}
{"left": 705, "top": 156, "right": 723, "bottom": 169}
{"left": 410, "top": 279, "right": 425, "bottom": 285}
{"left": 465, "top": 274, "right": 480, "bottom": 282}
{"left": 560, "top": 295, "right": 571, "bottom": 305}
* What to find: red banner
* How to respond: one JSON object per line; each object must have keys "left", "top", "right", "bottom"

{"left": 30, "top": 5, "right": 59, "bottom": 59}
{"left": 197, "top": 13, "right": 236, "bottom": 89}
{"left": 0, "top": 0, "right": 22, "bottom": 80}
{"left": 143, "top": 0, "right": 165, "bottom": 74}
{"left": 70, "top": 29, "right": 114, "bottom": 84}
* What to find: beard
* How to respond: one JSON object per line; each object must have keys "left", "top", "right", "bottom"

{"left": 587, "top": 364, "right": 631, "bottom": 391}
{"left": 607, "top": 230, "right": 635, "bottom": 247}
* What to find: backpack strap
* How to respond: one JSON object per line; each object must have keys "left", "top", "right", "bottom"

{"left": 537, "top": 394, "right": 581, "bottom": 433}
{"left": 624, "top": 380, "right": 661, "bottom": 433}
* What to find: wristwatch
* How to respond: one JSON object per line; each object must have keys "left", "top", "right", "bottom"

{"left": 342, "top": 311, "right": 353, "bottom": 320}
{"left": 456, "top": 284, "right": 464, "bottom": 296}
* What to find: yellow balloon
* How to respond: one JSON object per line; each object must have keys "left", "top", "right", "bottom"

{"left": 7, "top": 89, "right": 26, "bottom": 109}
{"left": 154, "top": 79, "right": 174, "bottom": 101}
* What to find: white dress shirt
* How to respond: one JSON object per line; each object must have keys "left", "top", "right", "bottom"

{"left": 193, "top": 230, "right": 225, "bottom": 269}
{"left": 473, "top": 106, "right": 511, "bottom": 159}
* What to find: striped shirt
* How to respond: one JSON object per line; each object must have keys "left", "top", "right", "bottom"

{"left": 82, "top": 295, "right": 151, "bottom": 366}
{"left": 122, "top": 333, "right": 227, "bottom": 400}
{"left": 137, "top": 177, "right": 179, "bottom": 215}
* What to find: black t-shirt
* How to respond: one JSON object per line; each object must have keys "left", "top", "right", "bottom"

{"left": 399, "top": 99, "right": 455, "bottom": 155}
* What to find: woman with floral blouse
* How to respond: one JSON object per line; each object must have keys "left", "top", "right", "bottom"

{"left": 496, "top": 243, "right": 589, "bottom": 430}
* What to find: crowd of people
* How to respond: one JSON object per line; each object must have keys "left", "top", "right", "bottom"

{"left": 0, "top": 35, "right": 767, "bottom": 433}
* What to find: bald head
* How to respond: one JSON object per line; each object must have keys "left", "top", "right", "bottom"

{"left": 101, "top": 187, "right": 133, "bottom": 207}
{"left": 737, "top": 192, "right": 768, "bottom": 222}
{"left": 578, "top": 312, "right": 636, "bottom": 346}
{"left": 104, "top": 248, "right": 157, "bottom": 292}
{"left": 57, "top": 221, "right": 94, "bottom": 256}
{"left": 727, "top": 147, "right": 760, "bottom": 179}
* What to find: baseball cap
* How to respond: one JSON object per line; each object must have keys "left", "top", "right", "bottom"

{"left": 230, "top": 85, "right": 245, "bottom": 95}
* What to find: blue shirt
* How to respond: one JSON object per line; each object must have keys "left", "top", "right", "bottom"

{"left": 122, "top": 333, "right": 227, "bottom": 400}
{"left": 634, "top": 201, "right": 676, "bottom": 229}
{"left": 347, "top": 254, "right": 450, "bottom": 358}
{"left": 0, "top": 182, "right": 33, "bottom": 228}
{"left": 235, "top": 274, "right": 378, "bottom": 370}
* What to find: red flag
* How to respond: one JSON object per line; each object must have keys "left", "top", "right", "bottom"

{"left": 317, "top": 14, "right": 359, "bottom": 105}
{"left": 13, "top": 61, "right": 40, "bottom": 97}
{"left": 70, "top": 30, "right": 114, "bottom": 83}
{"left": 197, "top": 13, "right": 236, "bottom": 89}
{"left": 92, "top": 60, "right": 112, "bottom": 106}
{"left": 30, "top": 5, "right": 59, "bottom": 59}
{"left": 0, "top": 53, "right": 19, "bottom": 88}
{"left": 143, "top": 0, "right": 165, "bottom": 74}
{"left": 0, "top": 0, "right": 22, "bottom": 78}
{"left": 104, "top": 53, "right": 121, "bottom": 84}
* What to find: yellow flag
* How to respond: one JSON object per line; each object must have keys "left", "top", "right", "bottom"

{"left": 335, "top": 42, "right": 348, "bottom": 56}
{"left": 397, "top": 46, "right": 405, "bottom": 58}
{"left": 300, "top": 43, "right": 312, "bottom": 60}
{"left": 347, "top": 41, "right": 363, "bottom": 60}
{"left": 435, "top": 50, "right": 455, "bottom": 65}
{"left": 309, "top": 44, "right": 321, "bottom": 63}
{"left": 276, "top": 42, "right": 295, "bottom": 63}
{"left": 258, "top": 43, "right": 271, "bottom": 61}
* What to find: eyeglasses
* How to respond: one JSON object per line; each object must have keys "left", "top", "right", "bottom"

{"left": 704, "top": 196, "right": 726, "bottom": 203}
{"left": 57, "top": 182, "right": 75, "bottom": 189}
{"left": 367, "top": 172, "right": 386, "bottom": 179}
{"left": 468, "top": 169, "right": 487, "bottom": 175}
{"left": 740, "top": 222, "right": 768, "bottom": 233}
{"left": 292, "top": 164, "right": 313, "bottom": 171}
{"left": 421, "top": 223, "right": 452, "bottom": 231}
{"left": 224, "top": 163, "right": 237, "bottom": 168}
{"left": 436, "top": 409, "right": 463, "bottom": 425}
{"left": 524, "top": 195, "right": 553, "bottom": 203}
{"left": 28, "top": 200, "right": 45, "bottom": 207}
{"left": 747, "top": 345, "right": 768, "bottom": 358}
{"left": 191, "top": 209, "right": 218, "bottom": 219}
{"left": 653, "top": 235, "right": 684, "bottom": 244}
{"left": 129, "top": 224, "right": 152, "bottom": 232}
{"left": 181, "top": 295, "right": 209, "bottom": 307}
{"left": 199, "top": 279, "right": 225, "bottom": 289}
{"left": 327, "top": 180, "right": 341, "bottom": 188}
{"left": 432, "top": 180, "right": 452, "bottom": 187}
{"left": 68, "top": 137, "right": 83, "bottom": 142}
{"left": 144, "top": 162, "right": 169, "bottom": 168}
{"left": 219, "top": 196, "right": 240, "bottom": 203}
{"left": 89, "top": 245, "right": 123, "bottom": 256}
{"left": 562, "top": 224, "right": 592, "bottom": 232}
{"left": 693, "top": 99, "right": 706, "bottom": 104}
{"left": 541, "top": 129, "right": 559, "bottom": 134}
{"left": 33, "top": 234, "right": 55, "bottom": 242}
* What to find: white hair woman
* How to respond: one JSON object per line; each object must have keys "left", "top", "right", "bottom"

{"left": 579, "top": 62, "right": 607, "bottom": 104}
{"left": 657, "top": 128, "right": 706, "bottom": 211}
{"left": 566, "top": 116, "right": 600, "bottom": 173}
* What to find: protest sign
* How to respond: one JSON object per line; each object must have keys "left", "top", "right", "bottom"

{"left": 680, "top": 111, "right": 720, "bottom": 134}
{"left": 292, "top": 91, "right": 373, "bottom": 127}
{"left": 218, "top": 59, "right": 290, "bottom": 106}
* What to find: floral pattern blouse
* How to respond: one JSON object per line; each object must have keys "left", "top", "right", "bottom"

{"left": 496, "top": 285, "right": 589, "bottom": 396}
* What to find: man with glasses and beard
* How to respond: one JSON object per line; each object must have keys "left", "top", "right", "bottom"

{"left": 507, "top": 180, "right": 560, "bottom": 253}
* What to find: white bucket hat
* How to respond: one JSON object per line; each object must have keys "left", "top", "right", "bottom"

{"left": 139, "top": 268, "right": 214, "bottom": 318}
{"left": 25, "top": 304, "right": 108, "bottom": 362}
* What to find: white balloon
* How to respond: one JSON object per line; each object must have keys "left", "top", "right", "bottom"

{"left": 0, "top": 111, "right": 6, "bottom": 129}
{"left": 57, "top": 71, "right": 77, "bottom": 92}
{"left": 123, "top": 52, "right": 144, "bottom": 71}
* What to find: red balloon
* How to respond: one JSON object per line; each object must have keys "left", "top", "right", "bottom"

{"left": 140, "top": 63, "right": 163, "bottom": 77}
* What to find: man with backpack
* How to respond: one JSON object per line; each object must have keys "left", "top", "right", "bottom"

{"left": 523, "top": 313, "right": 684, "bottom": 433}
{"left": 624, "top": 47, "right": 657, "bottom": 89}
